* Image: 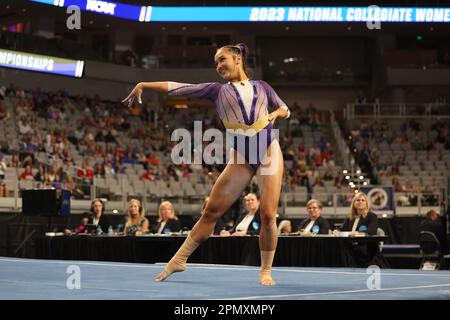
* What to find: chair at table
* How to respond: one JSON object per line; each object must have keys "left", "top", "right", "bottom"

{"left": 419, "top": 231, "right": 450, "bottom": 270}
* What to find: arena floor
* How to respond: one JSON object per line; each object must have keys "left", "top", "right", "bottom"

{"left": 1, "top": 257, "right": 450, "bottom": 300}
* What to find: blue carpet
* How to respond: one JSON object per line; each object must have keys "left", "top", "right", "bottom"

{"left": 1, "top": 257, "right": 450, "bottom": 300}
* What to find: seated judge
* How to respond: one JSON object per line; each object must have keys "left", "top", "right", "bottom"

{"left": 278, "top": 219, "right": 292, "bottom": 235}
{"left": 220, "top": 192, "right": 261, "bottom": 237}
{"left": 88, "top": 198, "right": 112, "bottom": 233}
{"left": 338, "top": 192, "right": 381, "bottom": 267}
{"left": 124, "top": 198, "right": 149, "bottom": 236}
{"left": 298, "top": 199, "right": 330, "bottom": 235}
{"left": 152, "top": 200, "right": 181, "bottom": 234}
{"left": 64, "top": 198, "right": 111, "bottom": 235}
{"left": 338, "top": 192, "right": 378, "bottom": 235}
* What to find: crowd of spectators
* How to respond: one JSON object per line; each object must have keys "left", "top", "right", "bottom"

{"left": 0, "top": 85, "right": 341, "bottom": 205}
{"left": 347, "top": 117, "right": 449, "bottom": 206}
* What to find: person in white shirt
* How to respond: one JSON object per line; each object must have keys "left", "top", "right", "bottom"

{"left": 220, "top": 193, "right": 261, "bottom": 237}
{"left": 298, "top": 199, "right": 330, "bottom": 235}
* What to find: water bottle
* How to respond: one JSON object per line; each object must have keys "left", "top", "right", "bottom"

{"left": 96, "top": 225, "right": 103, "bottom": 236}
{"left": 108, "top": 225, "right": 113, "bottom": 236}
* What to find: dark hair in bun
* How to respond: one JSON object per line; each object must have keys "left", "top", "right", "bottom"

{"left": 218, "top": 43, "right": 251, "bottom": 78}
{"left": 236, "top": 43, "right": 249, "bottom": 58}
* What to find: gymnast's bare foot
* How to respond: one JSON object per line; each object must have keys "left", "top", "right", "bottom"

{"left": 154, "top": 261, "right": 186, "bottom": 282}
{"left": 260, "top": 272, "right": 276, "bottom": 286}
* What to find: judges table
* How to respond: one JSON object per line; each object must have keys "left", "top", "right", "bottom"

{"left": 35, "top": 234, "right": 387, "bottom": 268}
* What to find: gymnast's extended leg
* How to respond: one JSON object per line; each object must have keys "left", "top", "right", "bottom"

{"left": 155, "top": 153, "right": 254, "bottom": 281}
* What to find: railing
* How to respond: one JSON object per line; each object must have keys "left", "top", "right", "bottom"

{"left": 282, "top": 190, "right": 443, "bottom": 219}
{"left": 345, "top": 102, "right": 450, "bottom": 120}
{"left": 0, "top": 182, "right": 443, "bottom": 219}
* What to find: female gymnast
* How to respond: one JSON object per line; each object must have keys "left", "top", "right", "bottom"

{"left": 122, "top": 43, "right": 290, "bottom": 285}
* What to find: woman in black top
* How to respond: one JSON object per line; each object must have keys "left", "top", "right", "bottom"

{"left": 153, "top": 201, "right": 181, "bottom": 234}
{"left": 340, "top": 192, "right": 378, "bottom": 235}
{"left": 298, "top": 199, "right": 330, "bottom": 235}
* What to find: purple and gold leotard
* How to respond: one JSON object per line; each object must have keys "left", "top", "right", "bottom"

{"left": 168, "top": 80, "right": 289, "bottom": 171}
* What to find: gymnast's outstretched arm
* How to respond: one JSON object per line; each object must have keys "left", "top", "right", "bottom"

{"left": 122, "top": 82, "right": 168, "bottom": 108}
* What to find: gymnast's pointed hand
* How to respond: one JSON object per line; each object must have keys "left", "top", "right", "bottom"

{"left": 122, "top": 83, "right": 143, "bottom": 109}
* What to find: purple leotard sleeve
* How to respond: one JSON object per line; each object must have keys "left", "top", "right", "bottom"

{"left": 167, "top": 82, "right": 221, "bottom": 102}
{"left": 259, "top": 80, "right": 290, "bottom": 117}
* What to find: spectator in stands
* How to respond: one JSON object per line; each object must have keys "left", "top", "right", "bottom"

{"left": 19, "top": 165, "right": 34, "bottom": 181}
{"left": 312, "top": 176, "right": 325, "bottom": 189}
{"left": 0, "top": 97, "right": 9, "bottom": 120}
{"left": 402, "top": 179, "right": 420, "bottom": 206}
{"left": 421, "top": 185, "right": 439, "bottom": 206}
{"left": 296, "top": 164, "right": 310, "bottom": 189}
{"left": 338, "top": 192, "right": 378, "bottom": 235}
{"left": 64, "top": 175, "right": 84, "bottom": 198}
{"left": 73, "top": 124, "right": 85, "bottom": 143}
{"left": 220, "top": 192, "right": 261, "bottom": 237}
{"left": 39, "top": 172, "right": 52, "bottom": 188}
{"left": 124, "top": 198, "right": 149, "bottom": 236}
{"left": 298, "top": 199, "right": 330, "bottom": 235}
{"left": 0, "top": 181, "right": 8, "bottom": 197}
{"left": 277, "top": 219, "right": 292, "bottom": 235}
{"left": 103, "top": 161, "right": 116, "bottom": 177}
{"left": 93, "top": 162, "right": 105, "bottom": 178}
{"left": 392, "top": 176, "right": 403, "bottom": 192}
{"left": 0, "top": 154, "right": 6, "bottom": 180}
{"left": 309, "top": 144, "right": 321, "bottom": 159}
{"left": 18, "top": 116, "right": 33, "bottom": 135}
{"left": 47, "top": 167, "right": 56, "bottom": 183}
{"left": 419, "top": 209, "right": 447, "bottom": 253}
{"left": 77, "top": 159, "right": 94, "bottom": 183}
{"left": 152, "top": 201, "right": 181, "bottom": 234}
{"left": 51, "top": 173, "right": 63, "bottom": 189}
{"left": 20, "top": 154, "right": 33, "bottom": 169}
{"left": 141, "top": 168, "right": 156, "bottom": 181}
